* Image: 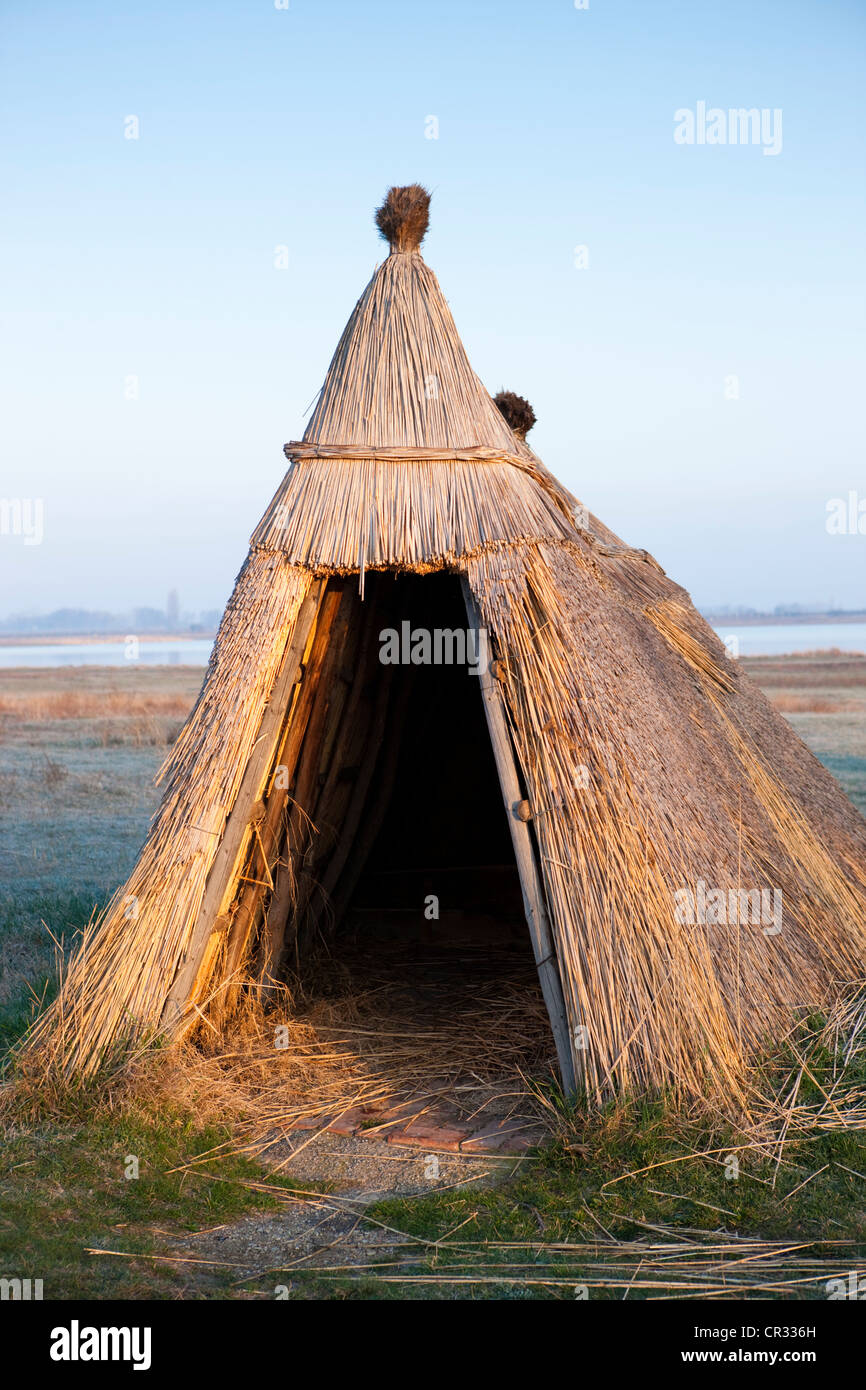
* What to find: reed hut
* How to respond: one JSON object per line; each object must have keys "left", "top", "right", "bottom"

{"left": 27, "top": 185, "right": 866, "bottom": 1104}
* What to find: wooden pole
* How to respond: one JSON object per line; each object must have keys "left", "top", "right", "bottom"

{"left": 461, "top": 577, "right": 578, "bottom": 1096}
{"left": 322, "top": 665, "right": 411, "bottom": 937}
{"left": 289, "top": 589, "right": 389, "bottom": 940}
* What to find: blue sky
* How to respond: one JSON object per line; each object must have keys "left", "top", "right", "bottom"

{"left": 1, "top": 0, "right": 864, "bottom": 617}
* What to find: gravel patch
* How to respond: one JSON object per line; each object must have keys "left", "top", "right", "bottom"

{"left": 167, "top": 1128, "right": 522, "bottom": 1289}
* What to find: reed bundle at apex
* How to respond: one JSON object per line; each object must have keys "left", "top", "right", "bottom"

{"left": 23, "top": 184, "right": 866, "bottom": 1106}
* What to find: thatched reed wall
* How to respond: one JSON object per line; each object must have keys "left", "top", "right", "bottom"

{"left": 26, "top": 505, "right": 866, "bottom": 1096}
{"left": 467, "top": 539, "right": 866, "bottom": 1101}
{"left": 24, "top": 555, "right": 311, "bottom": 1075}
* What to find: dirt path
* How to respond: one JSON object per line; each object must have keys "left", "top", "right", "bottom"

{"left": 166, "top": 1129, "right": 524, "bottom": 1292}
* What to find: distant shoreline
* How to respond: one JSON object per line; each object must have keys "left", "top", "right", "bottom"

{"left": 2, "top": 615, "right": 865, "bottom": 644}
{"left": 0, "top": 632, "right": 216, "bottom": 647}
{"left": 702, "top": 613, "right": 866, "bottom": 627}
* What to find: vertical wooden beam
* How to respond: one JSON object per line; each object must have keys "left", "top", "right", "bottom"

{"left": 254, "top": 856, "right": 297, "bottom": 990}
{"left": 461, "top": 577, "right": 577, "bottom": 1096}
{"left": 254, "top": 585, "right": 370, "bottom": 986}
{"left": 322, "top": 666, "right": 411, "bottom": 937}
{"left": 160, "top": 579, "right": 325, "bottom": 1034}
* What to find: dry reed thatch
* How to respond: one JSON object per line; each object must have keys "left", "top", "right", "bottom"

{"left": 122, "top": 940, "right": 554, "bottom": 1166}
{"left": 467, "top": 540, "right": 866, "bottom": 1103}
{"left": 253, "top": 454, "right": 576, "bottom": 572}
{"left": 18, "top": 185, "right": 866, "bottom": 1112}
{"left": 304, "top": 245, "right": 524, "bottom": 453}
{"left": 22, "top": 554, "right": 311, "bottom": 1074}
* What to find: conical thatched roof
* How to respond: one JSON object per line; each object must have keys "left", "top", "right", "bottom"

{"left": 254, "top": 190, "right": 578, "bottom": 571}
{"left": 22, "top": 186, "right": 866, "bottom": 1107}
{"left": 305, "top": 245, "right": 518, "bottom": 452}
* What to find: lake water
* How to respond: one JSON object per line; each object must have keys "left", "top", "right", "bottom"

{"left": 0, "top": 638, "right": 214, "bottom": 668}
{"left": 0, "top": 623, "right": 863, "bottom": 667}
{"left": 710, "top": 623, "right": 866, "bottom": 658}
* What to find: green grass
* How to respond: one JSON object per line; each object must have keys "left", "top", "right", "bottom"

{"left": 261, "top": 1028, "right": 866, "bottom": 1300}
{"left": 0, "top": 1102, "right": 300, "bottom": 1300}
{"left": 785, "top": 708, "right": 866, "bottom": 816}
{"left": 272, "top": 1105, "right": 866, "bottom": 1300}
{"left": 5, "top": 1088, "right": 864, "bottom": 1301}
{"left": 812, "top": 752, "right": 866, "bottom": 817}
{"left": 3, "top": 1022, "right": 865, "bottom": 1300}
{"left": 3, "top": 900, "right": 866, "bottom": 1302}
{"left": 1, "top": 662, "right": 864, "bottom": 1300}
{"left": 0, "top": 884, "right": 299, "bottom": 1303}
{"left": 0, "top": 885, "right": 306, "bottom": 1302}
{"left": 0, "top": 890, "right": 102, "bottom": 1054}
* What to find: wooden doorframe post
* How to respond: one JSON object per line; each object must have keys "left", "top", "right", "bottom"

{"left": 462, "top": 578, "right": 577, "bottom": 1097}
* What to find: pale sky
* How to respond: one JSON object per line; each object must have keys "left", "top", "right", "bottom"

{"left": 1, "top": 0, "right": 864, "bottom": 618}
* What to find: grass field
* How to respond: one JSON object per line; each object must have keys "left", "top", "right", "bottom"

{"left": 742, "top": 652, "right": 866, "bottom": 818}
{"left": 1, "top": 655, "right": 865, "bottom": 1300}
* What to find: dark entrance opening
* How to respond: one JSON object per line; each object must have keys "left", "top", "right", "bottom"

{"left": 279, "top": 572, "right": 554, "bottom": 1118}
{"left": 215, "top": 569, "right": 557, "bottom": 1141}
{"left": 342, "top": 571, "right": 528, "bottom": 951}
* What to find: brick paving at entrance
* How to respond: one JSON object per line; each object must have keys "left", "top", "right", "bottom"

{"left": 283, "top": 1094, "right": 546, "bottom": 1155}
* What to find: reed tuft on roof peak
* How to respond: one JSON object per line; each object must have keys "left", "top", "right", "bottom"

{"left": 494, "top": 390, "right": 537, "bottom": 438}
{"left": 375, "top": 184, "right": 431, "bottom": 252}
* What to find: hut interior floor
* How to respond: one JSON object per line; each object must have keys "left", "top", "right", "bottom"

{"left": 207, "top": 925, "right": 555, "bottom": 1164}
